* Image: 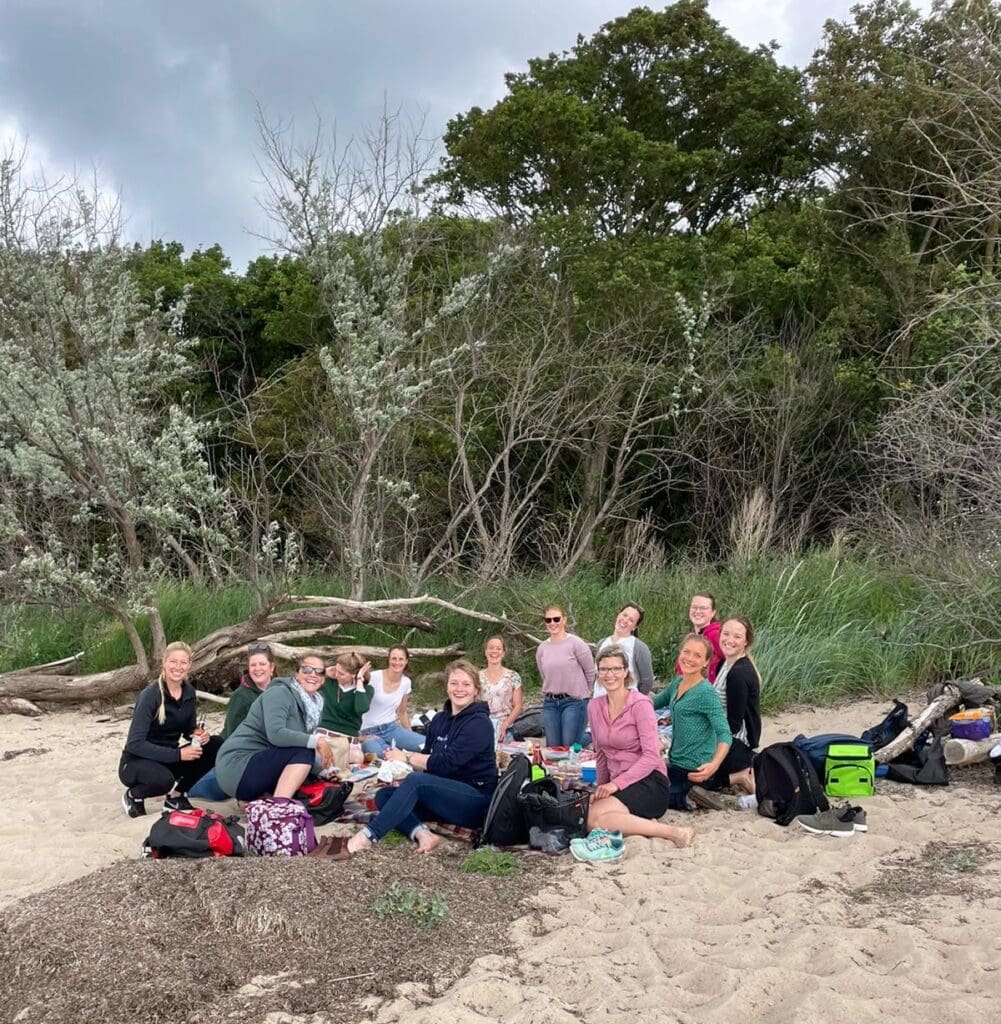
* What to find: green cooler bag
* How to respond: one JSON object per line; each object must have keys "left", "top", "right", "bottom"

{"left": 824, "top": 743, "right": 875, "bottom": 798}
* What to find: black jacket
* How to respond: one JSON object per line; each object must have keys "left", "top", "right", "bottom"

{"left": 122, "top": 679, "right": 197, "bottom": 764}
{"left": 424, "top": 699, "right": 497, "bottom": 793}
{"left": 722, "top": 657, "right": 762, "bottom": 749}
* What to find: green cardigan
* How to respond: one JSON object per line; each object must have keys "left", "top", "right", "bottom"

{"left": 654, "top": 675, "right": 732, "bottom": 771}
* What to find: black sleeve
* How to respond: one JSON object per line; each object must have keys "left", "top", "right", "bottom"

{"left": 724, "top": 660, "right": 758, "bottom": 737}
{"left": 124, "top": 686, "right": 180, "bottom": 764}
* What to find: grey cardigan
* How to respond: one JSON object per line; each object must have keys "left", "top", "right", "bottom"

{"left": 215, "top": 677, "right": 319, "bottom": 796}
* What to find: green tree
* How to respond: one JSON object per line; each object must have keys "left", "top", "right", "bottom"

{"left": 434, "top": 1, "right": 813, "bottom": 237}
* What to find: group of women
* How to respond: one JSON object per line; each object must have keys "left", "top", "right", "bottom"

{"left": 118, "top": 591, "right": 761, "bottom": 855}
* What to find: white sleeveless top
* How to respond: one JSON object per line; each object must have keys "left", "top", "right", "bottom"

{"left": 360, "top": 670, "right": 412, "bottom": 729}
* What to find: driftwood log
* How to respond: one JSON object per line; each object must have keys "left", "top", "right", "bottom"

{"left": 873, "top": 684, "right": 962, "bottom": 763}
{"left": 0, "top": 594, "right": 530, "bottom": 706}
{"left": 944, "top": 732, "right": 1001, "bottom": 766}
{"left": 0, "top": 696, "right": 44, "bottom": 716}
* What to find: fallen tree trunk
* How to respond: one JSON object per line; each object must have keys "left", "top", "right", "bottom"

{"left": 0, "top": 696, "right": 44, "bottom": 716}
{"left": 0, "top": 596, "right": 443, "bottom": 704}
{"left": 0, "top": 665, "right": 147, "bottom": 704}
{"left": 944, "top": 732, "right": 1001, "bottom": 766}
{"left": 873, "top": 684, "right": 962, "bottom": 763}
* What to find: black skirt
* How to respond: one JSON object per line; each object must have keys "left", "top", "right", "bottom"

{"left": 614, "top": 769, "right": 670, "bottom": 819}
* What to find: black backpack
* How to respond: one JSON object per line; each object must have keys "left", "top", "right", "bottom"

{"left": 477, "top": 755, "right": 532, "bottom": 847}
{"left": 753, "top": 742, "right": 829, "bottom": 826}
{"left": 142, "top": 808, "right": 246, "bottom": 858}
{"left": 294, "top": 780, "right": 354, "bottom": 826}
{"left": 860, "top": 700, "right": 909, "bottom": 751}
{"left": 508, "top": 705, "right": 545, "bottom": 741}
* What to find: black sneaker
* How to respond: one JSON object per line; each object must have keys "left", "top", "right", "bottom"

{"left": 122, "top": 789, "right": 146, "bottom": 818}
{"left": 164, "top": 793, "right": 194, "bottom": 812}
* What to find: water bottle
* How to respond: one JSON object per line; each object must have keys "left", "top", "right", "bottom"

{"left": 568, "top": 743, "right": 582, "bottom": 776}
{"left": 737, "top": 793, "right": 758, "bottom": 811}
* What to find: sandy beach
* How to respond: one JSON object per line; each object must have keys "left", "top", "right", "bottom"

{"left": 1, "top": 695, "right": 999, "bottom": 1023}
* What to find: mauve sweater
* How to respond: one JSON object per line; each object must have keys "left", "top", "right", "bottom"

{"left": 536, "top": 634, "right": 596, "bottom": 699}
{"left": 588, "top": 689, "right": 666, "bottom": 791}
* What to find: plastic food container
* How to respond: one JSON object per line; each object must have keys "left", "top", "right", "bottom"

{"left": 580, "top": 763, "right": 597, "bottom": 784}
{"left": 949, "top": 708, "right": 995, "bottom": 741}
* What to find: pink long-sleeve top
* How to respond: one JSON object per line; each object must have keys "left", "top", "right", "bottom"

{"left": 587, "top": 688, "right": 666, "bottom": 791}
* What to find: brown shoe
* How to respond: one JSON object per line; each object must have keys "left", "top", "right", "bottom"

{"left": 688, "top": 785, "right": 726, "bottom": 811}
{"left": 307, "top": 835, "right": 352, "bottom": 860}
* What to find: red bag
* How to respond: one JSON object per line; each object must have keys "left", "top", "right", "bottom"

{"left": 142, "top": 809, "right": 246, "bottom": 859}
{"left": 293, "top": 780, "right": 354, "bottom": 826}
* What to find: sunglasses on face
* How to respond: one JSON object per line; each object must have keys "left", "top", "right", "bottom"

{"left": 298, "top": 665, "right": 326, "bottom": 676}
{"left": 544, "top": 616, "right": 562, "bottom": 624}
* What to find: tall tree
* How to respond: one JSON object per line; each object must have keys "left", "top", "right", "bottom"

{"left": 433, "top": 0, "right": 813, "bottom": 237}
{"left": 0, "top": 147, "right": 235, "bottom": 670}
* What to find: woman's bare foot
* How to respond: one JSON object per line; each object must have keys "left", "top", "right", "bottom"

{"left": 346, "top": 831, "right": 373, "bottom": 855}
{"left": 413, "top": 828, "right": 441, "bottom": 855}
{"left": 730, "top": 768, "right": 754, "bottom": 794}
{"left": 672, "top": 826, "right": 696, "bottom": 849}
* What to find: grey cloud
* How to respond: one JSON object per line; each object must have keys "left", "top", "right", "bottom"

{"left": 1, "top": 1, "right": 856, "bottom": 269}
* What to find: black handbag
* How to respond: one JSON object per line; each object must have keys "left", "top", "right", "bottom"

{"left": 517, "top": 777, "right": 589, "bottom": 838}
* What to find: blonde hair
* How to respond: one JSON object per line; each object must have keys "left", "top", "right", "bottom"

{"left": 596, "top": 644, "right": 635, "bottom": 688}
{"left": 156, "top": 641, "right": 193, "bottom": 725}
{"left": 679, "top": 633, "right": 713, "bottom": 677}
{"left": 445, "top": 659, "right": 481, "bottom": 696}
{"left": 335, "top": 651, "right": 366, "bottom": 675}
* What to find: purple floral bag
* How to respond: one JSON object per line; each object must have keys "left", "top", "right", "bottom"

{"left": 245, "top": 797, "right": 316, "bottom": 856}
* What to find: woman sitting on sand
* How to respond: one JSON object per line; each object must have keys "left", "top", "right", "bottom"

{"left": 346, "top": 660, "right": 497, "bottom": 855}
{"left": 318, "top": 651, "right": 373, "bottom": 737}
{"left": 359, "top": 644, "right": 426, "bottom": 756}
{"left": 480, "top": 635, "right": 523, "bottom": 744}
{"left": 654, "top": 634, "right": 732, "bottom": 811}
{"left": 215, "top": 655, "right": 336, "bottom": 801}
{"left": 701, "top": 616, "right": 761, "bottom": 795}
{"left": 576, "top": 646, "right": 694, "bottom": 858}
{"left": 119, "top": 641, "right": 222, "bottom": 817}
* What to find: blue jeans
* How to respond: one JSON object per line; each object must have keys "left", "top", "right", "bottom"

{"left": 667, "top": 763, "right": 694, "bottom": 812}
{"left": 360, "top": 721, "right": 426, "bottom": 757}
{"left": 543, "top": 695, "right": 588, "bottom": 747}
{"left": 188, "top": 767, "right": 229, "bottom": 802}
{"left": 366, "top": 772, "right": 492, "bottom": 841}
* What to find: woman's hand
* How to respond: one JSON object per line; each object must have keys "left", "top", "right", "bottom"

{"left": 179, "top": 744, "right": 202, "bottom": 762}
{"left": 355, "top": 661, "right": 372, "bottom": 689}
{"left": 193, "top": 726, "right": 211, "bottom": 746}
{"left": 594, "top": 781, "right": 619, "bottom": 801}
{"left": 384, "top": 747, "right": 408, "bottom": 763}
{"left": 687, "top": 762, "right": 717, "bottom": 783}
{"left": 316, "top": 738, "right": 334, "bottom": 769}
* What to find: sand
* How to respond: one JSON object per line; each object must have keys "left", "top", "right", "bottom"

{"left": 1, "top": 696, "right": 1000, "bottom": 1023}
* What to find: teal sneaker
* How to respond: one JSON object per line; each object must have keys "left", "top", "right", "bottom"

{"left": 570, "top": 829, "right": 625, "bottom": 863}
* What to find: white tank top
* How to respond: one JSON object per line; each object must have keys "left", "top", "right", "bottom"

{"left": 360, "top": 670, "right": 412, "bottom": 729}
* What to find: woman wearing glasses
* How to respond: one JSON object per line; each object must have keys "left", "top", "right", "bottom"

{"left": 536, "top": 604, "right": 595, "bottom": 747}
{"left": 576, "top": 646, "right": 694, "bottom": 858}
{"left": 216, "top": 655, "right": 337, "bottom": 801}
{"left": 675, "top": 592, "right": 724, "bottom": 682}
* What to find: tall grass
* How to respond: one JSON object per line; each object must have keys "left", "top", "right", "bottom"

{"left": 0, "top": 549, "right": 995, "bottom": 711}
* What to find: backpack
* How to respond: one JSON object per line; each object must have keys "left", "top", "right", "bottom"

{"left": 477, "top": 754, "right": 531, "bottom": 847}
{"left": 752, "top": 742, "right": 829, "bottom": 826}
{"left": 245, "top": 797, "right": 316, "bottom": 856}
{"left": 518, "top": 777, "right": 590, "bottom": 839}
{"left": 293, "top": 780, "right": 354, "bottom": 826}
{"left": 860, "top": 700, "right": 909, "bottom": 751}
{"left": 792, "top": 733, "right": 869, "bottom": 777}
{"left": 824, "top": 743, "right": 876, "bottom": 798}
{"left": 508, "top": 705, "right": 545, "bottom": 741}
{"left": 142, "top": 809, "right": 246, "bottom": 859}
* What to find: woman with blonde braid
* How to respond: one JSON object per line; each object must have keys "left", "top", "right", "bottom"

{"left": 118, "top": 642, "right": 222, "bottom": 817}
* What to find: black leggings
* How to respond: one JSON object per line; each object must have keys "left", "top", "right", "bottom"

{"left": 119, "top": 736, "right": 222, "bottom": 799}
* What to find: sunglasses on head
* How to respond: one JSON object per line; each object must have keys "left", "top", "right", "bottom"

{"left": 248, "top": 642, "right": 272, "bottom": 655}
{"left": 544, "top": 615, "right": 562, "bottom": 624}
{"left": 298, "top": 665, "right": 326, "bottom": 676}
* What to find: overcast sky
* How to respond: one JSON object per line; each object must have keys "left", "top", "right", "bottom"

{"left": 1, "top": 1, "right": 875, "bottom": 270}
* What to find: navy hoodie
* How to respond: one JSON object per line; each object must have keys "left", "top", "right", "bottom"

{"left": 424, "top": 699, "right": 497, "bottom": 793}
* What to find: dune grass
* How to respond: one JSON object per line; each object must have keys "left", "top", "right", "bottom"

{"left": 0, "top": 549, "right": 995, "bottom": 712}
